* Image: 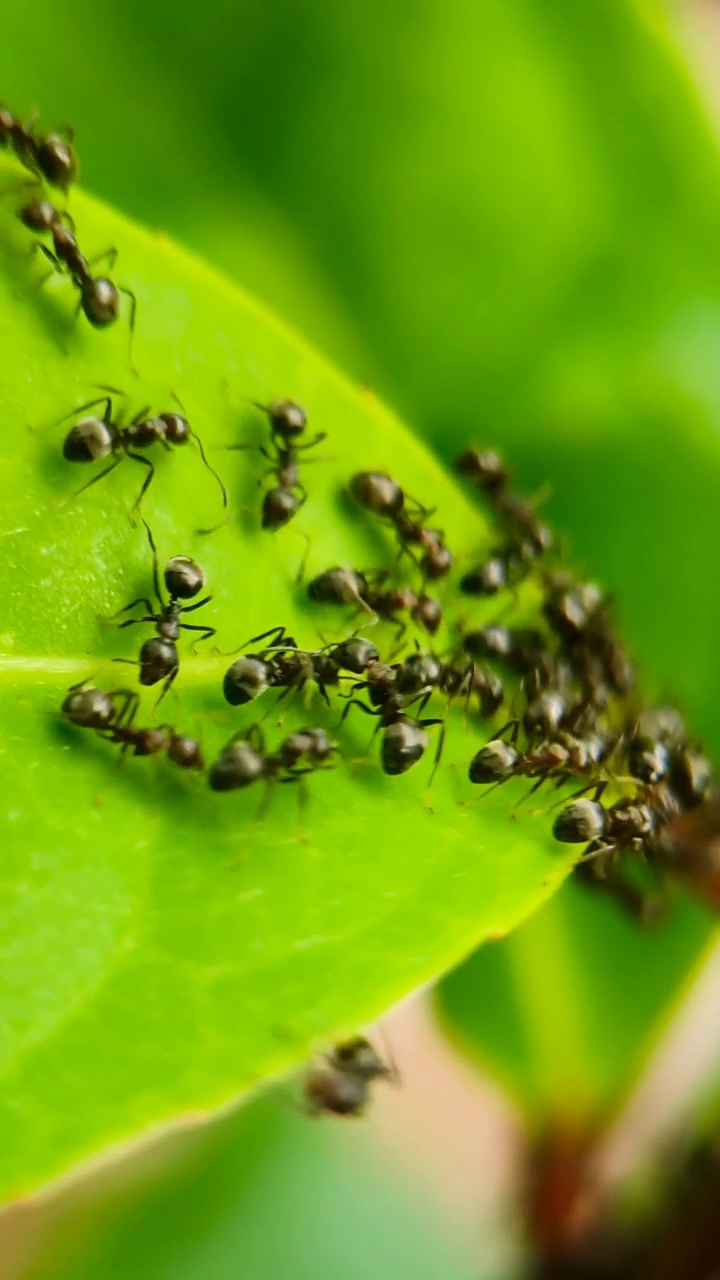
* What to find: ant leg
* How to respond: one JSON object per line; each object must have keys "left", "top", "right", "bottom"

{"left": 510, "top": 775, "right": 548, "bottom": 817}
{"left": 88, "top": 246, "right": 118, "bottom": 272}
{"left": 140, "top": 518, "right": 164, "bottom": 607}
{"left": 295, "top": 432, "right": 327, "bottom": 451}
{"left": 339, "top": 698, "right": 380, "bottom": 727}
{"left": 424, "top": 720, "right": 446, "bottom": 805}
{"left": 154, "top": 665, "right": 179, "bottom": 710}
{"left": 70, "top": 456, "right": 122, "bottom": 500}
{"left": 547, "top": 779, "right": 608, "bottom": 814}
{"left": 178, "top": 595, "right": 213, "bottom": 615}
{"left": 192, "top": 429, "right": 228, "bottom": 510}
{"left": 126, "top": 452, "right": 155, "bottom": 519}
{"left": 249, "top": 626, "right": 292, "bottom": 647}
{"left": 494, "top": 718, "right": 520, "bottom": 745}
{"left": 118, "top": 285, "right": 138, "bottom": 374}
{"left": 181, "top": 624, "right": 217, "bottom": 654}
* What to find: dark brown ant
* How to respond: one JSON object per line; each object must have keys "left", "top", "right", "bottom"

{"left": 0, "top": 106, "right": 78, "bottom": 191}
{"left": 208, "top": 724, "right": 335, "bottom": 793}
{"left": 340, "top": 666, "right": 443, "bottom": 777}
{"left": 308, "top": 566, "right": 370, "bottom": 608}
{"left": 16, "top": 197, "right": 136, "bottom": 331}
{"left": 61, "top": 681, "right": 204, "bottom": 770}
{"left": 468, "top": 728, "right": 608, "bottom": 799}
{"left": 59, "top": 390, "right": 227, "bottom": 516}
{"left": 111, "top": 522, "right": 214, "bottom": 703}
{"left": 462, "top": 625, "right": 546, "bottom": 672}
{"left": 304, "top": 1036, "right": 396, "bottom": 1117}
{"left": 349, "top": 471, "right": 453, "bottom": 579}
{"left": 226, "top": 398, "right": 325, "bottom": 530}
{"left": 454, "top": 448, "right": 508, "bottom": 496}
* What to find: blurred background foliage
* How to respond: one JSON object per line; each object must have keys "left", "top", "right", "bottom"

{"left": 3, "top": 0, "right": 720, "bottom": 1275}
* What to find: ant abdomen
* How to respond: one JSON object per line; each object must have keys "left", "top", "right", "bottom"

{"left": 164, "top": 556, "right": 205, "bottom": 600}
{"left": 223, "top": 657, "right": 271, "bottom": 706}
{"left": 63, "top": 416, "right": 117, "bottom": 462}
{"left": 382, "top": 718, "right": 429, "bottom": 775}
{"left": 468, "top": 740, "right": 518, "bottom": 785}
{"left": 139, "top": 637, "right": 178, "bottom": 686}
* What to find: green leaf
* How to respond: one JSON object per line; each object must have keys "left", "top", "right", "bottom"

{"left": 0, "top": 158, "right": 578, "bottom": 1202}
{"left": 437, "top": 882, "right": 715, "bottom": 1123}
{"left": 21, "top": 1095, "right": 478, "bottom": 1280}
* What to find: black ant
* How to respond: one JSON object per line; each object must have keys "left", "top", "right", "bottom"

{"left": 103, "top": 722, "right": 205, "bottom": 771}
{"left": 350, "top": 470, "right": 453, "bottom": 579}
{"left": 307, "top": 566, "right": 442, "bottom": 636}
{"left": 223, "top": 629, "right": 380, "bottom": 709}
{"left": 304, "top": 1036, "right": 397, "bottom": 1117}
{"left": 226, "top": 398, "right": 325, "bottom": 530}
{"left": 16, "top": 197, "right": 136, "bottom": 333}
{"left": 110, "top": 522, "right": 215, "bottom": 703}
{"left": 61, "top": 681, "right": 204, "bottom": 770}
{"left": 0, "top": 105, "right": 78, "bottom": 191}
{"left": 58, "top": 390, "right": 227, "bottom": 516}
{"left": 455, "top": 447, "right": 552, "bottom": 564}
{"left": 208, "top": 724, "right": 335, "bottom": 793}
{"left": 340, "top": 666, "right": 444, "bottom": 777}
{"left": 553, "top": 794, "right": 656, "bottom": 861}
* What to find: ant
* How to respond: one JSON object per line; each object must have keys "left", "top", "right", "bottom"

{"left": 307, "top": 566, "right": 442, "bottom": 636}
{"left": 340, "top": 666, "right": 444, "bottom": 777}
{"left": 103, "top": 721, "right": 205, "bottom": 771}
{"left": 552, "top": 794, "right": 656, "bottom": 862}
{"left": 58, "top": 390, "right": 227, "bottom": 516}
{"left": 16, "top": 197, "right": 136, "bottom": 332}
{"left": 61, "top": 683, "right": 204, "bottom": 770}
{"left": 223, "top": 629, "right": 380, "bottom": 710}
{"left": 304, "top": 1036, "right": 397, "bottom": 1117}
{"left": 0, "top": 105, "right": 78, "bottom": 191}
{"left": 110, "top": 521, "right": 214, "bottom": 703}
{"left": 227, "top": 397, "right": 325, "bottom": 530}
{"left": 350, "top": 470, "right": 453, "bottom": 579}
{"left": 208, "top": 724, "right": 335, "bottom": 793}
{"left": 455, "top": 447, "right": 552, "bottom": 565}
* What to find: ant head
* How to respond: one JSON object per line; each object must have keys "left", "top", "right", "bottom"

{"left": 468, "top": 739, "right": 518, "bottom": 785}
{"left": 159, "top": 413, "right": 191, "bottom": 445}
{"left": 164, "top": 555, "right": 205, "bottom": 600}
{"left": 553, "top": 799, "right": 607, "bottom": 845}
{"left": 208, "top": 740, "right": 264, "bottom": 792}
{"left": 36, "top": 133, "right": 79, "bottom": 190}
{"left": 265, "top": 398, "right": 307, "bottom": 439}
{"left": 82, "top": 278, "right": 120, "bottom": 328}
{"left": 63, "top": 416, "right": 116, "bottom": 462}
{"left": 261, "top": 487, "right": 300, "bottom": 530}
{"left": 168, "top": 734, "right": 205, "bottom": 770}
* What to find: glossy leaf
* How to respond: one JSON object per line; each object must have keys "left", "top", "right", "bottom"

{"left": 0, "top": 159, "right": 577, "bottom": 1202}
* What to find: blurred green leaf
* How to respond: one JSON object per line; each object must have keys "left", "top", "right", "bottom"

{"left": 0, "top": 160, "right": 580, "bottom": 1201}
{"left": 438, "top": 882, "right": 714, "bottom": 1123}
{"left": 18, "top": 1095, "right": 480, "bottom": 1280}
